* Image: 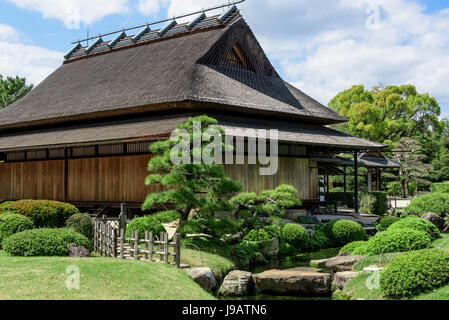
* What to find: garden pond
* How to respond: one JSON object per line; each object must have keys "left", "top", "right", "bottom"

{"left": 220, "top": 247, "right": 341, "bottom": 300}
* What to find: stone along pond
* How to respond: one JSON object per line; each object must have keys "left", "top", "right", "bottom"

{"left": 220, "top": 247, "right": 341, "bottom": 300}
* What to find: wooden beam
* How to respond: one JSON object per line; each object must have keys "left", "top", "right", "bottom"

{"left": 354, "top": 151, "right": 359, "bottom": 216}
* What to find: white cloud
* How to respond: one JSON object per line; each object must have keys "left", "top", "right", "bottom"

{"left": 137, "top": 0, "right": 168, "bottom": 16}
{"left": 0, "top": 24, "right": 20, "bottom": 41}
{"left": 5, "top": 0, "right": 130, "bottom": 29}
{"left": 0, "top": 25, "right": 63, "bottom": 86}
{"left": 230, "top": 0, "right": 449, "bottom": 109}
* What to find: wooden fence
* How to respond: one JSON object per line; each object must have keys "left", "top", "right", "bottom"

{"left": 93, "top": 217, "right": 181, "bottom": 268}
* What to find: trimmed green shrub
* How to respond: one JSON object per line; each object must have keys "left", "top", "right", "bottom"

{"left": 380, "top": 249, "right": 449, "bottom": 298}
{"left": 229, "top": 192, "right": 259, "bottom": 209}
{"left": 126, "top": 210, "right": 180, "bottom": 238}
{"left": 180, "top": 216, "right": 242, "bottom": 238}
{"left": 325, "top": 220, "right": 366, "bottom": 246}
{"left": 232, "top": 241, "right": 258, "bottom": 267}
{"left": 339, "top": 241, "right": 366, "bottom": 255}
{"left": 352, "top": 228, "right": 431, "bottom": 256}
{"left": 205, "top": 218, "right": 242, "bottom": 238}
{"left": 327, "top": 192, "right": 388, "bottom": 215}
{"left": 0, "top": 201, "right": 14, "bottom": 213}
{"left": 430, "top": 182, "right": 449, "bottom": 193}
{"left": 403, "top": 193, "right": 449, "bottom": 217}
{"left": 255, "top": 185, "right": 302, "bottom": 217}
{"left": 281, "top": 224, "right": 309, "bottom": 249}
{"left": 0, "top": 214, "right": 34, "bottom": 246}
{"left": 387, "top": 182, "right": 401, "bottom": 197}
{"left": 66, "top": 213, "right": 93, "bottom": 240}
{"left": 5, "top": 200, "right": 80, "bottom": 228}
{"left": 308, "top": 224, "right": 332, "bottom": 250}
{"left": 388, "top": 216, "right": 440, "bottom": 240}
{"left": 2, "top": 228, "right": 92, "bottom": 256}
{"left": 244, "top": 229, "right": 271, "bottom": 242}
{"left": 376, "top": 216, "right": 399, "bottom": 232}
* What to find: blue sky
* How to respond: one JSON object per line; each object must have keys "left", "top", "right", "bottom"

{"left": 0, "top": 0, "right": 449, "bottom": 115}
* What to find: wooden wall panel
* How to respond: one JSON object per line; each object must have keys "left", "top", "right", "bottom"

{"left": 1, "top": 155, "right": 319, "bottom": 203}
{"left": 0, "top": 160, "right": 64, "bottom": 201}
{"left": 224, "top": 157, "right": 317, "bottom": 200}
{"left": 67, "top": 155, "right": 156, "bottom": 203}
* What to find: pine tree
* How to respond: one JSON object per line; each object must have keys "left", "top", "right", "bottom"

{"left": 142, "top": 116, "right": 242, "bottom": 224}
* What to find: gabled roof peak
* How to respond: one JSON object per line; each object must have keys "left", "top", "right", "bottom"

{"left": 65, "top": 4, "right": 241, "bottom": 62}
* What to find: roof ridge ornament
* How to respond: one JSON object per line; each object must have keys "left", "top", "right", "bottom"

{"left": 158, "top": 20, "right": 177, "bottom": 36}
{"left": 85, "top": 37, "right": 103, "bottom": 54}
{"left": 69, "top": 0, "right": 245, "bottom": 45}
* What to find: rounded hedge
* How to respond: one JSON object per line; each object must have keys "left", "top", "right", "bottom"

{"left": 325, "top": 220, "right": 366, "bottom": 246}
{"left": 387, "top": 216, "right": 440, "bottom": 240}
{"left": 2, "top": 228, "right": 92, "bottom": 256}
{"left": 66, "top": 213, "right": 93, "bottom": 240}
{"left": 0, "top": 214, "right": 34, "bottom": 246}
{"left": 244, "top": 229, "right": 272, "bottom": 242}
{"left": 352, "top": 228, "right": 431, "bottom": 256}
{"left": 380, "top": 249, "right": 449, "bottom": 298}
{"left": 126, "top": 210, "right": 180, "bottom": 238}
{"left": 339, "top": 241, "right": 366, "bottom": 255}
{"left": 403, "top": 193, "right": 449, "bottom": 218}
{"left": 281, "top": 224, "right": 309, "bottom": 249}
{"left": 5, "top": 200, "right": 80, "bottom": 228}
{"left": 376, "top": 216, "right": 399, "bottom": 231}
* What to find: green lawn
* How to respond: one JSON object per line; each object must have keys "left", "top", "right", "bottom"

{"left": 181, "top": 248, "right": 235, "bottom": 277}
{"left": 0, "top": 250, "right": 214, "bottom": 300}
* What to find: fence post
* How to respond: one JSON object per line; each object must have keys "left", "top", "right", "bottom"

{"left": 120, "top": 229, "right": 125, "bottom": 259}
{"left": 149, "top": 231, "right": 154, "bottom": 262}
{"left": 145, "top": 231, "right": 149, "bottom": 261}
{"left": 160, "top": 232, "right": 165, "bottom": 262}
{"left": 93, "top": 220, "right": 97, "bottom": 252}
{"left": 174, "top": 233, "right": 181, "bottom": 268}
{"left": 112, "top": 228, "right": 117, "bottom": 258}
{"left": 99, "top": 222, "right": 103, "bottom": 256}
{"left": 120, "top": 203, "right": 127, "bottom": 230}
{"left": 164, "top": 232, "right": 169, "bottom": 264}
{"left": 134, "top": 230, "right": 139, "bottom": 260}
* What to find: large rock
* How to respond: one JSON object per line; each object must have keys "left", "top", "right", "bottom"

{"left": 219, "top": 271, "right": 254, "bottom": 296}
{"left": 67, "top": 243, "right": 90, "bottom": 257}
{"left": 421, "top": 213, "right": 449, "bottom": 233}
{"left": 332, "top": 271, "right": 360, "bottom": 290}
{"left": 187, "top": 267, "right": 216, "bottom": 292}
{"left": 310, "top": 258, "right": 331, "bottom": 268}
{"left": 325, "top": 255, "right": 365, "bottom": 272}
{"left": 252, "top": 269, "right": 331, "bottom": 296}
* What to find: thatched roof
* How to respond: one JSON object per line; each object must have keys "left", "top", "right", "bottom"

{"left": 0, "top": 113, "right": 385, "bottom": 152}
{"left": 0, "top": 10, "right": 346, "bottom": 131}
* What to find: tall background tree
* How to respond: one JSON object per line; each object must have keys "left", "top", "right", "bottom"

{"left": 0, "top": 75, "right": 33, "bottom": 110}
{"left": 329, "top": 84, "right": 441, "bottom": 146}
{"left": 390, "top": 138, "right": 433, "bottom": 198}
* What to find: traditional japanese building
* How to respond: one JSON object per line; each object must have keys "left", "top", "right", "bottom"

{"left": 0, "top": 6, "right": 386, "bottom": 212}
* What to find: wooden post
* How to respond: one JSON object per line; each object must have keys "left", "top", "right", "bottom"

{"left": 145, "top": 231, "right": 149, "bottom": 261}
{"left": 160, "top": 232, "right": 165, "bottom": 262}
{"left": 354, "top": 150, "right": 359, "bottom": 216}
{"left": 120, "top": 229, "right": 125, "bottom": 259}
{"left": 93, "top": 220, "right": 98, "bottom": 252}
{"left": 164, "top": 232, "right": 169, "bottom": 264}
{"left": 174, "top": 233, "right": 181, "bottom": 268}
{"left": 112, "top": 228, "right": 117, "bottom": 258}
{"left": 120, "top": 203, "right": 127, "bottom": 230}
{"left": 134, "top": 230, "right": 139, "bottom": 260}
{"left": 343, "top": 166, "right": 347, "bottom": 206}
{"left": 149, "top": 231, "right": 154, "bottom": 262}
{"left": 64, "top": 147, "right": 69, "bottom": 203}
